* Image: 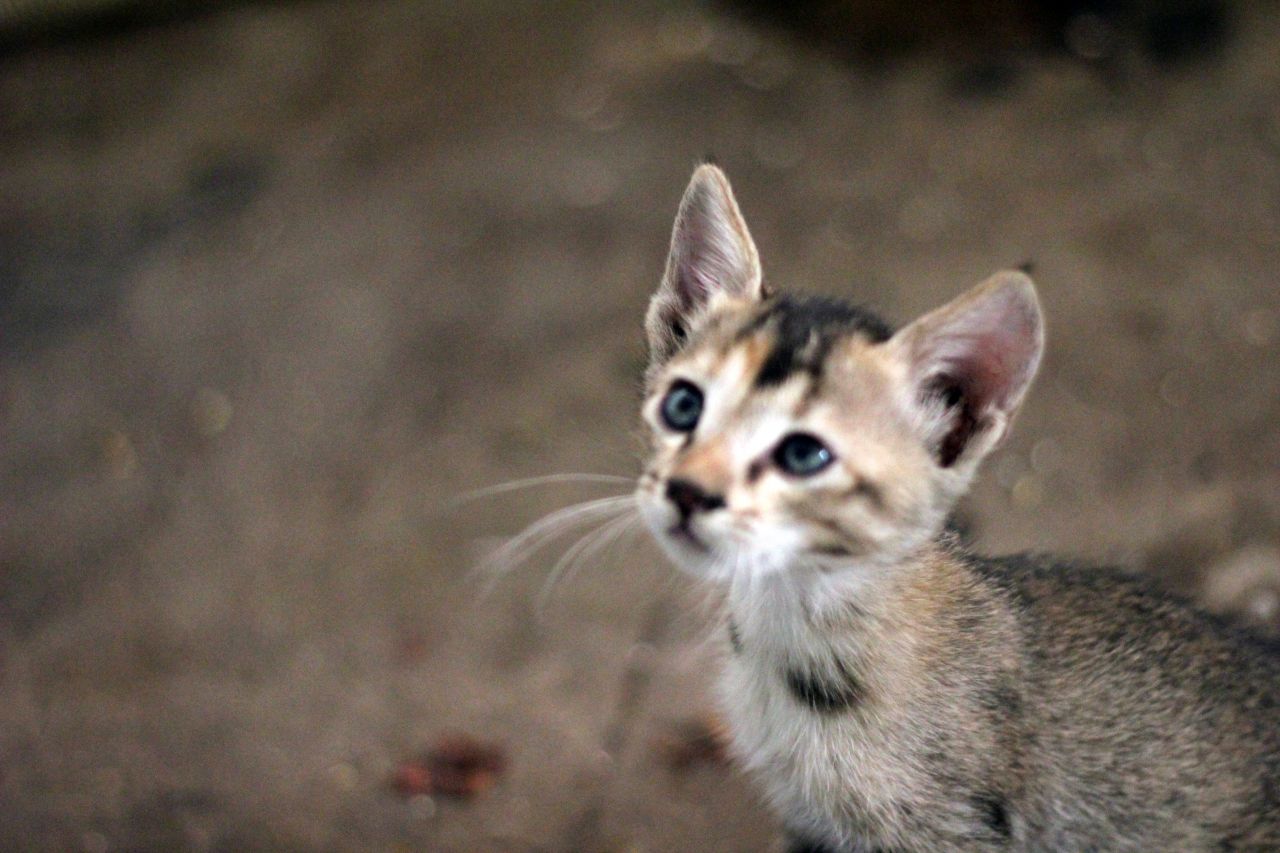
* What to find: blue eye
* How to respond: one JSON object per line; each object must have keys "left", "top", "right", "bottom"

{"left": 660, "top": 380, "right": 703, "bottom": 432}
{"left": 774, "top": 433, "right": 834, "bottom": 476}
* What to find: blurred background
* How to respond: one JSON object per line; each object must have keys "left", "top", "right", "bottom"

{"left": 2, "top": 0, "right": 1279, "bottom": 849}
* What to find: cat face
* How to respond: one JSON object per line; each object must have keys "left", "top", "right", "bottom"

{"left": 637, "top": 166, "right": 1043, "bottom": 581}
{"left": 638, "top": 296, "right": 950, "bottom": 578}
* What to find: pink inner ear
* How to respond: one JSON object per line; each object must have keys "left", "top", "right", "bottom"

{"left": 673, "top": 227, "right": 722, "bottom": 310}
{"left": 959, "top": 329, "right": 1026, "bottom": 411}
{"left": 672, "top": 215, "right": 749, "bottom": 312}
{"left": 922, "top": 306, "right": 1039, "bottom": 469}
{"left": 911, "top": 279, "right": 1043, "bottom": 426}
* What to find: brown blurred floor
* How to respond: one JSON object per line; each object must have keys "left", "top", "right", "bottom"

{"left": 2, "top": 1, "right": 1280, "bottom": 850}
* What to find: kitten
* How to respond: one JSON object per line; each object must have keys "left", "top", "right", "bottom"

{"left": 636, "top": 164, "right": 1280, "bottom": 852}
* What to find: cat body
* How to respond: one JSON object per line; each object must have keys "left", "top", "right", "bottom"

{"left": 636, "top": 164, "right": 1280, "bottom": 851}
{"left": 724, "top": 548, "right": 1280, "bottom": 851}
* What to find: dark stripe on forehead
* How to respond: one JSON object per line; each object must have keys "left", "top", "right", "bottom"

{"left": 743, "top": 295, "right": 892, "bottom": 387}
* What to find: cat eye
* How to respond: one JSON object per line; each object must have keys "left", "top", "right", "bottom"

{"left": 774, "top": 433, "right": 834, "bottom": 477}
{"left": 660, "top": 380, "right": 704, "bottom": 432}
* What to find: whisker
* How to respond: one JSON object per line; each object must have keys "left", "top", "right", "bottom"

{"left": 552, "top": 513, "right": 642, "bottom": 599}
{"left": 475, "top": 495, "right": 635, "bottom": 594}
{"left": 535, "top": 511, "right": 638, "bottom": 613}
{"left": 452, "top": 473, "right": 634, "bottom": 507}
{"left": 537, "top": 513, "right": 630, "bottom": 607}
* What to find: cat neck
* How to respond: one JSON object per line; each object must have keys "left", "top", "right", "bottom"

{"left": 724, "top": 539, "right": 965, "bottom": 675}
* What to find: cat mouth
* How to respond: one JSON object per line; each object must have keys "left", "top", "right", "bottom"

{"left": 667, "top": 522, "right": 709, "bottom": 552}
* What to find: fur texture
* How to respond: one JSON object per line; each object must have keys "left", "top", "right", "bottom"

{"left": 636, "top": 165, "right": 1280, "bottom": 852}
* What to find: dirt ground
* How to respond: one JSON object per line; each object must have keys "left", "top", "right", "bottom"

{"left": 2, "top": 1, "right": 1280, "bottom": 850}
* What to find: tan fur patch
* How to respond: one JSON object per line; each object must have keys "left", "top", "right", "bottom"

{"left": 670, "top": 437, "right": 733, "bottom": 497}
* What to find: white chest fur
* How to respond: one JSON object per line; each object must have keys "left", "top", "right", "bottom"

{"left": 717, "top": 575, "right": 924, "bottom": 850}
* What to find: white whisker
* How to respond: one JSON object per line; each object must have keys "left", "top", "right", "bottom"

{"left": 555, "top": 512, "right": 642, "bottom": 596}
{"left": 452, "top": 473, "right": 634, "bottom": 507}
{"left": 535, "top": 511, "right": 638, "bottom": 613}
{"left": 475, "top": 494, "right": 635, "bottom": 596}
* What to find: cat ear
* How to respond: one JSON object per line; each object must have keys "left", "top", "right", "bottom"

{"left": 890, "top": 271, "right": 1044, "bottom": 469}
{"left": 646, "top": 165, "right": 765, "bottom": 367}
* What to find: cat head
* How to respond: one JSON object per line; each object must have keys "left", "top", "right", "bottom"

{"left": 637, "top": 165, "right": 1044, "bottom": 581}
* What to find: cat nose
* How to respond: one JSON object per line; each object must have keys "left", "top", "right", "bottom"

{"left": 666, "top": 478, "right": 726, "bottom": 519}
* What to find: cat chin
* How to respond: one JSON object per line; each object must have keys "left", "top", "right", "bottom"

{"left": 649, "top": 525, "right": 808, "bottom": 583}
{"left": 657, "top": 541, "right": 727, "bottom": 581}
{"left": 658, "top": 543, "right": 792, "bottom": 583}
{"left": 639, "top": 515, "right": 738, "bottom": 581}
{"left": 636, "top": 491, "right": 814, "bottom": 581}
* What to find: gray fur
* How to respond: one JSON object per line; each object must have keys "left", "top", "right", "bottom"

{"left": 765, "top": 543, "right": 1280, "bottom": 852}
